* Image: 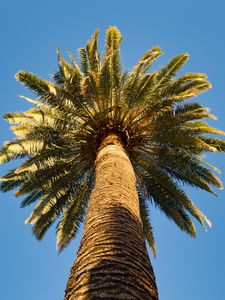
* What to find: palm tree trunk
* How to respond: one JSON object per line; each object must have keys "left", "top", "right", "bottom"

{"left": 64, "top": 134, "right": 158, "bottom": 300}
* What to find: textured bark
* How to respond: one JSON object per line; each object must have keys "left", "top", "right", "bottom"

{"left": 64, "top": 134, "right": 158, "bottom": 300}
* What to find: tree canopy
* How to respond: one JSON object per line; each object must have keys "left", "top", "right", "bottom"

{"left": 1, "top": 27, "right": 224, "bottom": 256}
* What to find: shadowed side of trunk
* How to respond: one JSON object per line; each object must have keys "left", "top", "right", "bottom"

{"left": 64, "top": 134, "right": 158, "bottom": 300}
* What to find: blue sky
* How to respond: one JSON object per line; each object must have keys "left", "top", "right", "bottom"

{"left": 1, "top": 1, "right": 225, "bottom": 299}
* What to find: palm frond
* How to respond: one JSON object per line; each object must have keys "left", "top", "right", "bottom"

{"left": 20, "top": 191, "right": 42, "bottom": 208}
{"left": 156, "top": 53, "right": 189, "bottom": 87}
{"left": 134, "top": 46, "right": 163, "bottom": 74}
{"left": 137, "top": 183, "right": 156, "bottom": 257}
{"left": 85, "top": 29, "right": 100, "bottom": 73}
{"left": 78, "top": 48, "right": 89, "bottom": 76}
{"left": 145, "top": 176, "right": 196, "bottom": 236}
{"left": 56, "top": 176, "right": 93, "bottom": 252}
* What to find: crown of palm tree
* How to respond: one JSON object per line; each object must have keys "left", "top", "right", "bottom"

{"left": 1, "top": 27, "right": 224, "bottom": 255}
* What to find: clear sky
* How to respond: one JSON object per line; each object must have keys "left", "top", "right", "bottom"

{"left": 1, "top": 1, "right": 225, "bottom": 299}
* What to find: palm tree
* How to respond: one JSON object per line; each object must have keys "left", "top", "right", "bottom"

{"left": 1, "top": 27, "right": 224, "bottom": 300}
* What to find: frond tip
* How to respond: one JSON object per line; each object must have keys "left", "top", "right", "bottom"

{"left": 105, "top": 26, "right": 123, "bottom": 51}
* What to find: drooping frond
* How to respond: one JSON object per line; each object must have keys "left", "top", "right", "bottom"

{"left": 144, "top": 177, "right": 196, "bottom": 236}
{"left": 56, "top": 176, "right": 93, "bottom": 252}
{"left": 0, "top": 139, "right": 44, "bottom": 163}
{"left": 137, "top": 182, "right": 156, "bottom": 257}
{"left": 141, "top": 163, "right": 211, "bottom": 229}
{"left": 1, "top": 27, "right": 224, "bottom": 252}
